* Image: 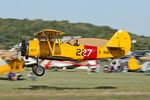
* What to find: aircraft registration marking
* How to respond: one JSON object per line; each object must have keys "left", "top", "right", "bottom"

{"left": 83, "top": 49, "right": 92, "bottom": 56}
{"left": 76, "top": 46, "right": 97, "bottom": 59}
{"left": 76, "top": 48, "right": 95, "bottom": 57}
{"left": 84, "top": 45, "right": 97, "bottom": 60}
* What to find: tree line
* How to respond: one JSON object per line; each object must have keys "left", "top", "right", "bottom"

{"left": 0, "top": 18, "right": 150, "bottom": 51}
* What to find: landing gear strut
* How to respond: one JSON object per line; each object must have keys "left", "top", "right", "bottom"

{"left": 32, "top": 59, "right": 45, "bottom": 76}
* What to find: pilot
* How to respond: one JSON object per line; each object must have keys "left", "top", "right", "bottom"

{"left": 74, "top": 40, "right": 79, "bottom": 46}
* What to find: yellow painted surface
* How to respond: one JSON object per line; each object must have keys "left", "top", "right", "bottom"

{"left": 28, "top": 40, "right": 40, "bottom": 58}
{"left": 34, "top": 29, "right": 65, "bottom": 36}
{"left": 28, "top": 29, "right": 131, "bottom": 60}
{"left": 0, "top": 59, "right": 24, "bottom": 74}
{"left": 9, "top": 59, "right": 24, "bottom": 73}
{"left": 0, "top": 65, "right": 11, "bottom": 74}
{"left": 97, "top": 30, "right": 131, "bottom": 59}
{"left": 105, "top": 30, "right": 131, "bottom": 57}
{"left": 59, "top": 43, "right": 84, "bottom": 60}
{"left": 128, "top": 58, "right": 142, "bottom": 70}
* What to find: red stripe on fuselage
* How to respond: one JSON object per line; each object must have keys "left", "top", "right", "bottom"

{"left": 84, "top": 45, "right": 97, "bottom": 60}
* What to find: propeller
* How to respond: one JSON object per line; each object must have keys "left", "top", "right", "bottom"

{"left": 21, "top": 40, "right": 29, "bottom": 59}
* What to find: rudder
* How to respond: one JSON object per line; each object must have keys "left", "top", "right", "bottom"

{"left": 106, "top": 30, "right": 131, "bottom": 56}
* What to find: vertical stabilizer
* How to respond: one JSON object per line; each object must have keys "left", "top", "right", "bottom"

{"left": 106, "top": 30, "right": 131, "bottom": 56}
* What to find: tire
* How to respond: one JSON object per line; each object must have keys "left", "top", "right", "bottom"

{"left": 34, "top": 66, "right": 45, "bottom": 76}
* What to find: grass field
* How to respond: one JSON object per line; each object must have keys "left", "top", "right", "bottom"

{"left": 0, "top": 70, "right": 150, "bottom": 100}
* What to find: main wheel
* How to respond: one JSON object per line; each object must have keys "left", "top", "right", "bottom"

{"left": 34, "top": 66, "right": 45, "bottom": 76}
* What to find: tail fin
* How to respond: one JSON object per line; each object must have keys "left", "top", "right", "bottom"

{"left": 128, "top": 57, "right": 142, "bottom": 70}
{"left": 106, "top": 30, "right": 131, "bottom": 56}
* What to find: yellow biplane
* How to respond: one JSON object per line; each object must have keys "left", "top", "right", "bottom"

{"left": 21, "top": 29, "right": 131, "bottom": 76}
{"left": 0, "top": 50, "right": 24, "bottom": 80}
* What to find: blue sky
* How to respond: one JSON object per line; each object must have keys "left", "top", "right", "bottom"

{"left": 0, "top": 0, "right": 150, "bottom": 36}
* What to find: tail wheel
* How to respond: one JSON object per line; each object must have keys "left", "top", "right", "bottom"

{"left": 34, "top": 66, "right": 45, "bottom": 76}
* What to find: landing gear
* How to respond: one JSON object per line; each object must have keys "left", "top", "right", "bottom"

{"left": 34, "top": 66, "right": 45, "bottom": 76}
{"left": 32, "top": 59, "right": 45, "bottom": 76}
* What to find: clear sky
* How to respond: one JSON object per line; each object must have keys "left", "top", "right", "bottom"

{"left": 0, "top": 0, "right": 150, "bottom": 36}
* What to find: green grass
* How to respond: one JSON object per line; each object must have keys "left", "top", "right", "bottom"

{"left": 0, "top": 70, "right": 150, "bottom": 100}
